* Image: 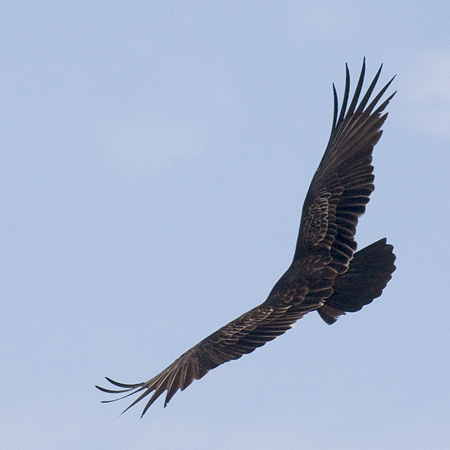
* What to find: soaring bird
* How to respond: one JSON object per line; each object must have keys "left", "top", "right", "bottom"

{"left": 97, "top": 60, "right": 396, "bottom": 417}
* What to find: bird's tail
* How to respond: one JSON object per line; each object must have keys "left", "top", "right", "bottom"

{"left": 317, "top": 238, "right": 396, "bottom": 324}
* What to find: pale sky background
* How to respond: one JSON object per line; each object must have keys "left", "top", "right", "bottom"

{"left": 2, "top": 2, "right": 450, "bottom": 449}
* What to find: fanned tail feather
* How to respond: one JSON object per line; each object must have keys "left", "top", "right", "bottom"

{"left": 318, "top": 238, "right": 396, "bottom": 324}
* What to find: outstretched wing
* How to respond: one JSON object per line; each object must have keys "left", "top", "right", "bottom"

{"left": 97, "top": 279, "right": 314, "bottom": 417}
{"left": 295, "top": 59, "right": 395, "bottom": 275}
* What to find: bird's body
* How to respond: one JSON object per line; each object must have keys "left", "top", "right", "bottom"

{"left": 97, "top": 60, "right": 396, "bottom": 417}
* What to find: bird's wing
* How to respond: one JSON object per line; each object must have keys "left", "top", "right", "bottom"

{"left": 294, "top": 59, "right": 395, "bottom": 274}
{"left": 97, "top": 278, "right": 315, "bottom": 417}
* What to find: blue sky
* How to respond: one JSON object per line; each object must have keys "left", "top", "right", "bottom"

{"left": 2, "top": 1, "right": 450, "bottom": 449}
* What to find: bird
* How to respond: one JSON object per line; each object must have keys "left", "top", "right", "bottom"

{"left": 96, "top": 59, "right": 396, "bottom": 417}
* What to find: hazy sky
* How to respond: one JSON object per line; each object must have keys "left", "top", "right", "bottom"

{"left": 2, "top": 2, "right": 450, "bottom": 449}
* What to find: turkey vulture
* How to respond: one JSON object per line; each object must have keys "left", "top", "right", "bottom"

{"left": 97, "top": 60, "right": 396, "bottom": 417}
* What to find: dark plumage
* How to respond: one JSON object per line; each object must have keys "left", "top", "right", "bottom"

{"left": 97, "top": 60, "right": 396, "bottom": 417}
